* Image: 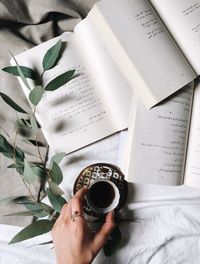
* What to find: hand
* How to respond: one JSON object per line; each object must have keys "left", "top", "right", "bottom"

{"left": 51, "top": 188, "right": 115, "bottom": 264}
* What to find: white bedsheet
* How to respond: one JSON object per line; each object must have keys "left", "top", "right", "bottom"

{"left": 1, "top": 132, "right": 200, "bottom": 264}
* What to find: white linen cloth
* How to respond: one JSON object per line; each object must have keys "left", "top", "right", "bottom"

{"left": 1, "top": 132, "right": 200, "bottom": 264}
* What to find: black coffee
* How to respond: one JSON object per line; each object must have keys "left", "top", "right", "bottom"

{"left": 89, "top": 181, "right": 115, "bottom": 208}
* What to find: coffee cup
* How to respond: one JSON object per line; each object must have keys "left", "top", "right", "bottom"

{"left": 86, "top": 179, "right": 120, "bottom": 214}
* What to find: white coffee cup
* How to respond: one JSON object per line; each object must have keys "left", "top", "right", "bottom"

{"left": 86, "top": 179, "right": 120, "bottom": 214}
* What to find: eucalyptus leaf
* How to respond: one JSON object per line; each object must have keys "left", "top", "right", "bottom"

{"left": 0, "top": 134, "right": 14, "bottom": 159}
{"left": 4, "top": 210, "right": 45, "bottom": 217}
{"left": 0, "top": 134, "right": 24, "bottom": 162}
{"left": 7, "top": 163, "right": 16, "bottom": 169}
{"left": 15, "top": 147, "right": 25, "bottom": 162}
{"left": 23, "top": 160, "right": 36, "bottom": 184}
{"left": 10, "top": 52, "right": 31, "bottom": 91}
{"left": 24, "top": 202, "right": 52, "bottom": 218}
{"left": 9, "top": 220, "right": 55, "bottom": 244}
{"left": 16, "top": 199, "right": 53, "bottom": 216}
{"left": 37, "top": 240, "right": 53, "bottom": 246}
{"left": 16, "top": 161, "right": 24, "bottom": 175}
{"left": 16, "top": 118, "right": 32, "bottom": 129}
{"left": 32, "top": 210, "right": 50, "bottom": 218}
{"left": 29, "top": 86, "right": 44, "bottom": 106}
{"left": 14, "top": 196, "right": 34, "bottom": 204}
{"left": 15, "top": 163, "right": 24, "bottom": 175}
{"left": 2, "top": 66, "right": 39, "bottom": 81}
{"left": 27, "top": 139, "right": 45, "bottom": 147}
{"left": 50, "top": 161, "right": 63, "bottom": 184}
{"left": 47, "top": 189, "right": 66, "bottom": 213}
{"left": 31, "top": 165, "right": 47, "bottom": 179}
{"left": 0, "top": 196, "right": 29, "bottom": 204}
{"left": 44, "top": 70, "right": 75, "bottom": 91}
{"left": 7, "top": 161, "right": 24, "bottom": 175}
{"left": 50, "top": 152, "right": 65, "bottom": 169}
{"left": 48, "top": 181, "right": 64, "bottom": 195}
{"left": 30, "top": 115, "right": 38, "bottom": 132}
{"left": 0, "top": 92, "right": 27, "bottom": 114}
{"left": 103, "top": 226, "right": 121, "bottom": 257}
{"left": 42, "top": 40, "right": 62, "bottom": 71}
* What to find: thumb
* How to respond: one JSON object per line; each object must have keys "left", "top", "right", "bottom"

{"left": 93, "top": 211, "right": 115, "bottom": 252}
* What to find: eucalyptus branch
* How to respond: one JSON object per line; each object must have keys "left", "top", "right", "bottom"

{"left": 1, "top": 39, "right": 78, "bottom": 246}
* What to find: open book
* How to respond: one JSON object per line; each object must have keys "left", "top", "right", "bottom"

{"left": 88, "top": 0, "right": 200, "bottom": 108}
{"left": 122, "top": 79, "right": 200, "bottom": 188}
{"left": 13, "top": 29, "right": 132, "bottom": 154}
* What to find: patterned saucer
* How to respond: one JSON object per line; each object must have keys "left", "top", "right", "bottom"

{"left": 73, "top": 163, "right": 128, "bottom": 217}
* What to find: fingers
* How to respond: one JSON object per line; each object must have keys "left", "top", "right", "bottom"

{"left": 93, "top": 211, "right": 115, "bottom": 252}
{"left": 53, "top": 188, "right": 88, "bottom": 228}
{"left": 71, "top": 187, "right": 88, "bottom": 215}
{"left": 53, "top": 203, "right": 71, "bottom": 227}
{"left": 74, "top": 187, "right": 88, "bottom": 200}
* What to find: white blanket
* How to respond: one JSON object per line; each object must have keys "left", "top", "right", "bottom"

{"left": 1, "top": 133, "right": 200, "bottom": 264}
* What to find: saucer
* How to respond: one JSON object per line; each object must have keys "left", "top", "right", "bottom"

{"left": 73, "top": 163, "right": 128, "bottom": 217}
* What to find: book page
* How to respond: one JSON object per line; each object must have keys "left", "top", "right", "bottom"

{"left": 13, "top": 33, "right": 120, "bottom": 154}
{"left": 150, "top": 0, "right": 200, "bottom": 74}
{"left": 88, "top": 0, "right": 196, "bottom": 108}
{"left": 183, "top": 81, "right": 200, "bottom": 188}
{"left": 122, "top": 83, "right": 194, "bottom": 185}
{"left": 74, "top": 18, "right": 132, "bottom": 130}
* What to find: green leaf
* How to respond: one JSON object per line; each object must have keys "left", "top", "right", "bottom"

{"left": 29, "top": 86, "right": 44, "bottom": 106}
{"left": 49, "top": 181, "right": 64, "bottom": 195}
{"left": 37, "top": 240, "right": 53, "bottom": 246}
{"left": 16, "top": 118, "right": 32, "bottom": 129}
{"left": 9, "top": 220, "right": 55, "bottom": 244}
{"left": 44, "top": 70, "right": 75, "bottom": 91}
{"left": 24, "top": 203, "right": 52, "bottom": 218}
{"left": 7, "top": 163, "right": 16, "bottom": 169}
{"left": 47, "top": 189, "right": 66, "bottom": 213}
{"left": 8, "top": 161, "right": 24, "bottom": 174}
{"left": 15, "top": 198, "right": 53, "bottom": 217}
{"left": 42, "top": 40, "right": 62, "bottom": 71}
{"left": 21, "top": 201, "right": 51, "bottom": 211}
{"left": 2, "top": 66, "right": 39, "bottom": 81}
{"left": 50, "top": 152, "right": 65, "bottom": 169}
{"left": 15, "top": 147, "right": 25, "bottom": 162}
{"left": 103, "top": 226, "right": 121, "bottom": 257}
{"left": 30, "top": 115, "right": 38, "bottom": 132}
{"left": 50, "top": 161, "right": 63, "bottom": 184}
{"left": 26, "top": 139, "right": 45, "bottom": 147}
{"left": 0, "top": 134, "right": 24, "bottom": 162}
{"left": 23, "top": 160, "right": 36, "bottom": 184}
{"left": 10, "top": 52, "right": 31, "bottom": 91}
{"left": 13, "top": 196, "right": 33, "bottom": 204}
{"left": 14, "top": 198, "right": 51, "bottom": 218}
{"left": 3, "top": 210, "right": 45, "bottom": 217}
{"left": 31, "top": 165, "right": 47, "bottom": 179}
{"left": 0, "top": 92, "right": 27, "bottom": 114}
{"left": 0, "top": 134, "right": 14, "bottom": 159}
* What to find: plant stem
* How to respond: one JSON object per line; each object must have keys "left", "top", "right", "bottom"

{"left": 12, "top": 125, "right": 37, "bottom": 202}
{"left": 20, "top": 175, "right": 37, "bottom": 202}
